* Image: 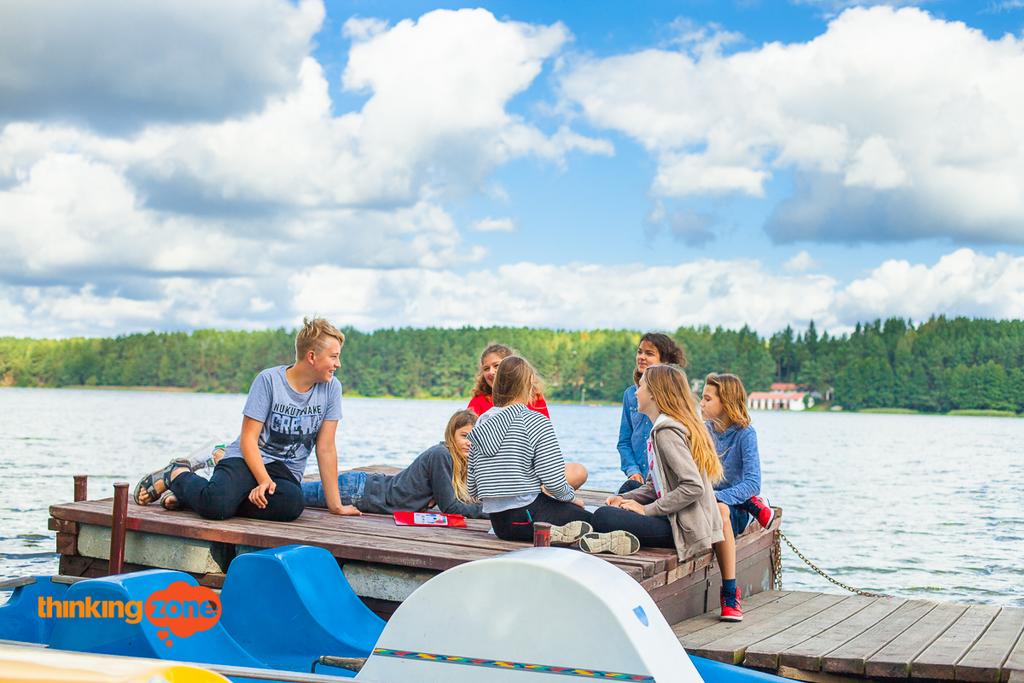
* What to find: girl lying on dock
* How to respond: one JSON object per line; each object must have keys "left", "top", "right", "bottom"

{"left": 590, "top": 365, "right": 724, "bottom": 568}
{"left": 468, "top": 356, "right": 635, "bottom": 553}
{"left": 299, "top": 410, "right": 486, "bottom": 518}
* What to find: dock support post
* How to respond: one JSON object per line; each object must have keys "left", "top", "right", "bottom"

{"left": 533, "top": 522, "right": 551, "bottom": 547}
{"left": 109, "top": 481, "right": 129, "bottom": 575}
{"left": 74, "top": 474, "right": 88, "bottom": 502}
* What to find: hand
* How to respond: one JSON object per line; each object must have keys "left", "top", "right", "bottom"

{"left": 248, "top": 479, "right": 276, "bottom": 509}
{"left": 629, "top": 473, "right": 644, "bottom": 483}
{"left": 605, "top": 495, "right": 624, "bottom": 506}
{"left": 571, "top": 496, "right": 585, "bottom": 508}
{"left": 620, "top": 499, "right": 646, "bottom": 515}
{"left": 329, "top": 504, "right": 362, "bottom": 516}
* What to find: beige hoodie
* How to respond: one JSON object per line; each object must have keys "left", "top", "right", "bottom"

{"left": 623, "top": 414, "right": 724, "bottom": 561}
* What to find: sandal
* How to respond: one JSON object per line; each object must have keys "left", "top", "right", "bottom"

{"left": 132, "top": 458, "right": 192, "bottom": 506}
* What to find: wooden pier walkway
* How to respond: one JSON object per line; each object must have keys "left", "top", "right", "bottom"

{"left": 673, "top": 589, "right": 1024, "bottom": 682}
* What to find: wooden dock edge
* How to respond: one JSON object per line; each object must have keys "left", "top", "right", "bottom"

{"left": 47, "top": 498, "right": 782, "bottom": 625}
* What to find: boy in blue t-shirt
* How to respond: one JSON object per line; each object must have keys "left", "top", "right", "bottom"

{"left": 133, "top": 318, "right": 359, "bottom": 521}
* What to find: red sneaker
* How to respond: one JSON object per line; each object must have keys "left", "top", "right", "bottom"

{"left": 747, "top": 495, "right": 775, "bottom": 529}
{"left": 720, "top": 588, "right": 743, "bottom": 622}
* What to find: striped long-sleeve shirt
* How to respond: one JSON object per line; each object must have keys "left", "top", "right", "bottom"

{"left": 467, "top": 403, "right": 574, "bottom": 502}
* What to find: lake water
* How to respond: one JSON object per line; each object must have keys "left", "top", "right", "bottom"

{"left": 1, "top": 387, "right": 1022, "bottom": 607}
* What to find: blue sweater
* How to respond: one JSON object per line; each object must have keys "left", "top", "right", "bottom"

{"left": 707, "top": 421, "right": 762, "bottom": 506}
{"left": 617, "top": 384, "right": 652, "bottom": 478}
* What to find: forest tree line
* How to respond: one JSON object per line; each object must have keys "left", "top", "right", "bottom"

{"left": 1, "top": 316, "right": 1023, "bottom": 413}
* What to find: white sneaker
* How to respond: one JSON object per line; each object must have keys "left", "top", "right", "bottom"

{"left": 578, "top": 530, "right": 641, "bottom": 556}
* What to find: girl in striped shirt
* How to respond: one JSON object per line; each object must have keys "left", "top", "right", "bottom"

{"left": 467, "top": 356, "right": 602, "bottom": 547}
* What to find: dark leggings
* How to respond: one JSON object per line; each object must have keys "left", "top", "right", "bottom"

{"left": 592, "top": 505, "right": 675, "bottom": 548}
{"left": 490, "top": 493, "right": 593, "bottom": 542}
{"left": 169, "top": 457, "right": 304, "bottom": 522}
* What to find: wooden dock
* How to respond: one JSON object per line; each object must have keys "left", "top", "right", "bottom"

{"left": 41, "top": 475, "right": 1024, "bottom": 683}
{"left": 674, "top": 589, "right": 1024, "bottom": 682}
{"left": 47, "top": 475, "right": 780, "bottom": 624}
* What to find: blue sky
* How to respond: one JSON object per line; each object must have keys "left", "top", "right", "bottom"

{"left": 1, "top": 0, "right": 1022, "bottom": 337}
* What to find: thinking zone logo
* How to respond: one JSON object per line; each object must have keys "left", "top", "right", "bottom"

{"left": 38, "top": 581, "right": 221, "bottom": 647}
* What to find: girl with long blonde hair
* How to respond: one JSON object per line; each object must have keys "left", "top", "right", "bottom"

{"left": 700, "top": 372, "right": 774, "bottom": 621}
{"left": 300, "top": 410, "right": 485, "bottom": 518}
{"left": 587, "top": 364, "right": 724, "bottom": 564}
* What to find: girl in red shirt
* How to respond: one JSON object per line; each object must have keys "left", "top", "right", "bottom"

{"left": 467, "top": 343, "right": 550, "bottom": 418}
{"left": 467, "top": 344, "right": 587, "bottom": 489}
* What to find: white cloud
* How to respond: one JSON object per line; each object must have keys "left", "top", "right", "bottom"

{"left": 290, "top": 260, "right": 840, "bottom": 333}
{"left": 0, "top": 0, "right": 324, "bottom": 131}
{"left": 843, "top": 136, "right": 909, "bottom": 189}
{"left": 560, "top": 6, "right": 1024, "bottom": 242}
{"left": 0, "top": 8, "right": 604, "bottom": 285}
{"left": 837, "top": 249, "right": 1024, "bottom": 321}
{"left": 784, "top": 251, "right": 819, "bottom": 272}
{"left": 3, "top": 249, "right": 1019, "bottom": 337}
{"left": 645, "top": 203, "right": 716, "bottom": 246}
{"left": 290, "top": 249, "right": 1024, "bottom": 334}
{"left": 472, "top": 217, "right": 516, "bottom": 232}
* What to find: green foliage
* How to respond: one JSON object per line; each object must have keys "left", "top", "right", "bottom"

{"left": 1, "top": 316, "right": 1022, "bottom": 413}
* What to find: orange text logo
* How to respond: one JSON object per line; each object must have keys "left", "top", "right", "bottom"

{"left": 38, "top": 580, "right": 221, "bottom": 647}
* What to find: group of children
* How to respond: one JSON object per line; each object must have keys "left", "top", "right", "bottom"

{"left": 133, "top": 319, "right": 773, "bottom": 622}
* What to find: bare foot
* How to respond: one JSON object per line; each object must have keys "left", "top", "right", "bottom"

{"left": 161, "top": 493, "right": 180, "bottom": 510}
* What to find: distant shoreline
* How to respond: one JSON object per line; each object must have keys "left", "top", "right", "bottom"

{"left": 2, "top": 385, "right": 1020, "bottom": 417}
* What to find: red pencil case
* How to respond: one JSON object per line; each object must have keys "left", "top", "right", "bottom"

{"left": 393, "top": 511, "right": 467, "bottom": 527}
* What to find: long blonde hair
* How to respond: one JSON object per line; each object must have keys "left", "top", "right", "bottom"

{"left": 471, "top": 343, "right": 513, "bottom": 397}
{"left": 704, "top": 372, "right": 751, "bottom": 429}
{"left": 644, "top": 365, "right": 723, "bottom": 483}
{"left": 492, "top": 355, "right": 544, "bottom": 408}
{"left": 443, "top": 409, "right": 478, "bottom": 503}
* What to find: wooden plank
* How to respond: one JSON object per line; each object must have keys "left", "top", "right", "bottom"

{"left": 744, "top": 595, "right": 877, "bottom": 670}
{"left": 694, "top": 593, "right": 846, "bottom": 664}
{"left": 51, "top": 497, "right": 764, "bottom": 582}
{"left": 55, "top": 499, "right": 658, "bottom": 581}
{"left": 673, "top": 590, "right": 791, "bottom": 638}
{"left": 680, "top": 591, "right": 820, "bottom": 650}
{"left": 822, "top": 600, "right": 937, "bottom": 676}
{"left": 780, "top": 597, "right": 906, "bottom": 672}
{"left": 957, "top": 608, "right": 1024, "bottom": 682}
{"left": 55, "top": 531, "right": 77, "bottom": 556}
{"left": 776, "top": 664, "right": 866, "bottom": 683}
{"left": 912, "top": 605, "right": 1000, "bottom": 680}
{"left": 651, "top": 564, "right": 708, "bottom": 625}
{"left": 866, "top": 601, "right": 967, "bottom": 678}
{"left": 64, "top": 505, "right": 529, "bottom": 576}
{"left": 0, "top": 577, "right": 36, "bottom": 590}
{"left": 1004, "top": 626, "right": 1024, "bottom": 683}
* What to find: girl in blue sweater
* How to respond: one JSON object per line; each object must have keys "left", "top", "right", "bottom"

{"left": 700, "top": 372, "right": 775, "bottom": 621}
{"left": 616, "top": 333, "right": 686, "bottom": 494}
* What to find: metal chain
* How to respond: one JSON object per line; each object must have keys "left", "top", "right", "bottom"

{"left": 778, "top": 530, "right": 889, "bottom": 598}
{"left": 771, "top": 530, "right": 784, "bottom": 590}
